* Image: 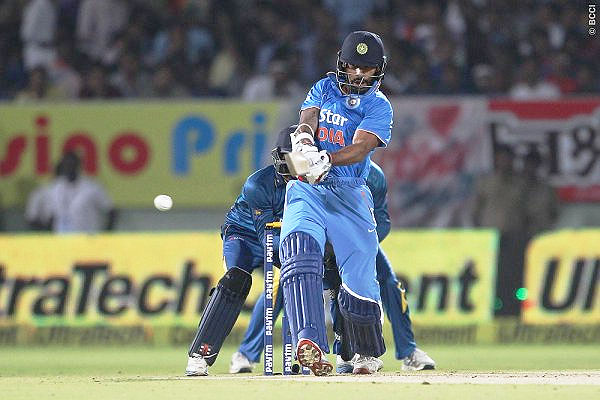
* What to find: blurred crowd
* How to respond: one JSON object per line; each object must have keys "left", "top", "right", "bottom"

{"left": 1, "top": 0, "right": 598, "bottom": 102}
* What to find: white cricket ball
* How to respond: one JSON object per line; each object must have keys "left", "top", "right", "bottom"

{"left": 153, "top": 194, "right": 173, "bottom": 211}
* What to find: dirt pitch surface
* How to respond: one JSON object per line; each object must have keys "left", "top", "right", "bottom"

{"left": 175, "top": 371, "right": 600, "bottom": 385}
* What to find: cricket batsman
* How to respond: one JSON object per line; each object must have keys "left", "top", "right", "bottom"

{"left": 279, "top": 30, "right": 392, "bottom": 375}
{"left": 231, "top": 161, "right": 436, "bottom": 374}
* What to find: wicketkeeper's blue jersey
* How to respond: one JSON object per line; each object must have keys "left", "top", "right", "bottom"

{"left": 223, "top": 165, "right": 286, "bottom": 249}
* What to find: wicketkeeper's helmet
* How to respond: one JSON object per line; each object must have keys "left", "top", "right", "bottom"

{"left": 271, "top": 125, "right": 296, "bottom": 178}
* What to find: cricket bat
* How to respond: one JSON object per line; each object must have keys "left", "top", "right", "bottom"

{"left": 284, "top": 151, "right": 311, "bottom": 177}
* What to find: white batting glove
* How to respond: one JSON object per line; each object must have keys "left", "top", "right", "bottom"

{"left": 290, "top": 124, "right": 315, "bottom": 153}
{"left": 303, "top": 149, "right": 331, "bottom": 184}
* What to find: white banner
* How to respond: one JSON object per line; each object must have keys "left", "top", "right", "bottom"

{"left": 375, "top": 98, "right": 600, "bottom": 227}
{"left": 373, "top": 98, "right": 488, "bottom": 227}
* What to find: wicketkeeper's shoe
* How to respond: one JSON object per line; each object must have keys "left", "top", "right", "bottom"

{"left": 352, "top": 355, "right": 383, "bottom": 374}
{"left": 296, "top": 338, "right": 333, "bottom": 376}
{"left": 336, "top": 354, "right": 358, "bottom": 374}
{"left": 186, "top": 353, "right": 208, "bottom": 376}
{"left": 401, "top": 348, "right": 436, "bottom": 371}
{"left": 229, "top": 351, "right": 254, "bottom": 373}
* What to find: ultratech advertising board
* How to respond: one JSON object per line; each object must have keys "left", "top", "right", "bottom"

{"left": 522, "top": 229, "right": 600, "bottom": 324}
{"left": 0, "top": 231, "right": 499, "bottom": 345}
{"left": 0, "top": 233, "right": 227, "bottom": 325}
{"left": 380, "top": 230, "right": 498, "bottom": 325}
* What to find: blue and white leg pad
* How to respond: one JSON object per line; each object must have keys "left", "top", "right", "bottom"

{"left": 188, "top": 267, "right": 252, "bottom": 365}
{"left": 338, "top": 286, "right": 386, "bottom": 357}
{"left": 280, "top": 231, "right": 329, "bottom": 353}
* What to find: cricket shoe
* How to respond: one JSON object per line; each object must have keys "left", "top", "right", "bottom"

{"left": 402, "top": 348, "right": 435, "bottom": 371}
{"left": 352, "top": 355, "right": 383, "bottom": 374}
{"left": 336, "top": 354, "right": 358, "bottom": 374}
{"left": 229, "top": 351, "right": 254, "bottom": 373}
{"left": 186, "top": 353, "right": 208, "bottom": 376}
{"left": 296, "top": 338, "right": 333, "bottom": 376}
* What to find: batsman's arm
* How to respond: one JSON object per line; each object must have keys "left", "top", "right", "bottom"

{"left": 328, "top": 130, "right": 380, "bottom": 166}
{"left": 297, "top": 107, "right": 319, "bottom": 139}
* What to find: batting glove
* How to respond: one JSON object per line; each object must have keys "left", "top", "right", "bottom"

{"left": 303, "top": 149, "right": 331, "bottom": 184}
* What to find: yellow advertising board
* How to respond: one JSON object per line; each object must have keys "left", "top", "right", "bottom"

{"left": 0, "top": 230, "right": 498, "bottom": 326}
{"left": 0, "top": 102, "right": 280, "bottom": 207}
{"left": 0, "top": 233, "right": 241, "bottom": 326}
{"left": 381, "top": 230, "right": 497, "bottom": 325}
{"left": 522, "top": 230, "right": 600, "bottom": 324}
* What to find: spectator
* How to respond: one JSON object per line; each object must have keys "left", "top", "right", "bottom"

{"left": 110, "top": 52, "right": 150, "bottom": 98}
{"left": 575, "top": 64, "right": 599, "bottom": 94}
{"left": 47, "top": 41, "right": 82, "bottom": 99}
{"left": 208, "top": 29, "right": 246, "bottom": 97}
{"left": 324, "top": 0, "right": 375, "bottom": 35}
{"left": 436, "top": 64, "right": 464, "bottom": 94}
{"left": 46, "top": 151, "right": 117, "bottom": 233}
{"left": 76, "top": 0, "right": 129, "bottom": 63}
{"left": 547, "top": 52, "right": 577, "bottom": 94}
{"left": 20, "top": 0, "right": 57, "bottom": 70}
{"left": 0, "top": 0, "right": 598, "bottom": 100}
{"left": 25, "top": 160, "right": 64, "bottom": 231}
{"left": 242, "top": 60, "right": 303, "bottom": 101}
{"left": 79, "top": 64, "right": 121, "bottom": 99}
{"left": 509, "top": 58, "right": 560, "bottom": 99}
{"left": 472, "top": 145, "right": 529, "bottom": 316}
{"left": 472, "top": 145, "right": 526, "bottom": 232}
{"left": 521, "top": 149, "right": 559, "bottom": 238}
{"left": 143, "top": 64, "right": 188, "bottom": 98}
{"left": 15, "top": 66, "right": 65, "bottom": 102}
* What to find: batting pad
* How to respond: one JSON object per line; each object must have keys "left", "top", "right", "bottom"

{"left": 280, "top": 232, "right": 329, "bottom": 353}
{"left": 338, "top": 286, "right": 386, "bottom": 357}
{"left": 188, "top": 267, "right": 252, "bottom": 365}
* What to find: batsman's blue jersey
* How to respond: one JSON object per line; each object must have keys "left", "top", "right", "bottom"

{"left": 222, "top": 162, "right": 389, "bottom": 271}
{"left": 301, "top": 74, "right": 393, "bottom": 179}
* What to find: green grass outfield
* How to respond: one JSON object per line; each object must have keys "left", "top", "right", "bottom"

{"left": 1, "top": 344, "right": 599, "bottom": 400}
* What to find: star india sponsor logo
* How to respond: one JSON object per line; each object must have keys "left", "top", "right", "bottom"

{"left": 319, "top": 108, "right": 349, "bottom": 126}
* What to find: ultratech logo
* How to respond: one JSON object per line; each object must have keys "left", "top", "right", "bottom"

{"left": 0, "top": 261, "right": 211, "bottom": 317}
{"left": 398, "top": 260, "right": 479, "bottom": 312}
{"left": 541, "top": 257, "right": 599, "bottom": 311}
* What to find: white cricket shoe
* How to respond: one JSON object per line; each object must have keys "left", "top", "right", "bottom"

{"left": 186, "top": 353, "right": 208, "bottom": 376}
{"left": 352, "top": 355, "right": 383, "bottom": 374}
{"left": 402, "top": 348, "right": 435, "bottom": 371}
{"left": 229, "top": 351, "right": 254, "bottom": 373}
{"left": 336, "top": 354, "right": 358, "bottom": 374}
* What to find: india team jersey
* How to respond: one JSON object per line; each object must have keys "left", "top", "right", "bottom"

{"left": 301, "top": 74, "right": 393, "bottom": 179}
